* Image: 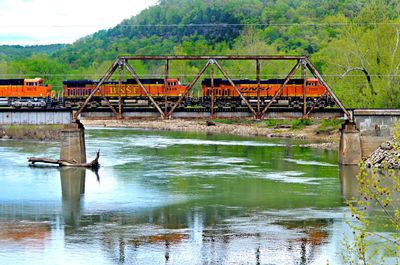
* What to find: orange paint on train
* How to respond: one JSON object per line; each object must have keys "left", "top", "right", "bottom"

{"left": 201, "top": 78, "right": 326, "bottom": 98}
{"left": 0, "top": 78, "right": 51, "bottom": 98}
{"left": 62, "top": 78, "right": 186, "bottom": 99}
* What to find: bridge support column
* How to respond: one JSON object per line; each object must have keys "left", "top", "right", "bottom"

{"left": 60, "top": 120, "right": 86, "bottom": 164}
{"left": 339, "top": 121, "right": 361, "bottom": 165}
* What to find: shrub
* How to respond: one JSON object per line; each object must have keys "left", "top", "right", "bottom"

{"left": 316, "top": 119, "right": 345, "bottom": 134}
{"left": 291, "top": 118, "right": 312, "bottom": 129}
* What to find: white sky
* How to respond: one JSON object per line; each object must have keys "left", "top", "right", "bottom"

{"left": 0, "top": 0, "right": 159, "bottom": 46}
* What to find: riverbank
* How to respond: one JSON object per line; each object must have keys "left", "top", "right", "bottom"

{"left": 81, "top": 118, "right": 342, "bottom": 149}
{"left": 0, "top": 125, "right": 63, "bottom": 141}
{"left": 0, "top": 119, "right": 342, "bottom": 149}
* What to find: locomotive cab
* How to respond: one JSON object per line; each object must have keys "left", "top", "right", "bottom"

{"left": 306, "top": 78, "right": 318, "bottom": 87}
{"left": 166, "top": 78, "right": 186, "bottom": 96}
{"left": 24, "top": 78, "right": 42, "bottom": 87}
{"left": 24, "top": 78, "right": 51, "bottom": 97}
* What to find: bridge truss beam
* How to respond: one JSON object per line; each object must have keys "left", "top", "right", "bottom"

{"left": 73, "top": 55, "right": 351, "bottom": 121}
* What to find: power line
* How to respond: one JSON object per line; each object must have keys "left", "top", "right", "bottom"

{"left": 1, "top": 22, "right": 400, "bottom": 28}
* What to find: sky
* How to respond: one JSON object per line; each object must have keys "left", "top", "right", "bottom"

{"left": 0, "top": 0, "right": 158, "bottom": 46}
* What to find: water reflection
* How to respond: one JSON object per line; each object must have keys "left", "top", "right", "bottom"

{"left": 56, "top": 166, "right": 341, "bottom": 264}
{"left": 0, "top": 129, "right": 358, "bottom": 264}
{"left": 60, "top": 167, "right": 86, "bottom": 227}
{"left": 339, "top": 165, "right": 360, "bottom": 201}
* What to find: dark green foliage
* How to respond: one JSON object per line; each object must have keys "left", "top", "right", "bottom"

{"left": 0, "top": 44, "right": 65, "bottom": 61}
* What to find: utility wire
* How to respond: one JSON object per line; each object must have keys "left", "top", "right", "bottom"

{"left": 1, "top": 22, "right": 400, "bottom": 28}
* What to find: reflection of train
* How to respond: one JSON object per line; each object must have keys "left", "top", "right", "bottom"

{"left": 0, "top": 77, "right": 334, "bottom": 109}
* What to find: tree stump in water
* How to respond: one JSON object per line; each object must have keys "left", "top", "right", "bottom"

{"left": 28, "top": 150, "right": 100, "bottom": 169}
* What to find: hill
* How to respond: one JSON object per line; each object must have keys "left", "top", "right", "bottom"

{"left": 0, "top": 0, "right": 399, "bottom": 107}
{"left": 0, "top": 44, "right": 65, "bottom": 61}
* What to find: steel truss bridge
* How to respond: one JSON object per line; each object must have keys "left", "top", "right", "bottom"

{"left": 73, "top": 55, "right": 351, "bottom": 121}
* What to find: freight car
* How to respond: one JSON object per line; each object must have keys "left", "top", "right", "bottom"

{"left": 0, "top": 78, "right": 53, "bottom": 108}
{"left": 200, "top": 78, "right": 334, "bottom": 108}
{"left": 62, "top": 78, "right": 186, "bottom": 108}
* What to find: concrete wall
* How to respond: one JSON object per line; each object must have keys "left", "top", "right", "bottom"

{"left": 353, "top": 109, "right": 400, "bottom": 158}
{"left": 0, "top": 110, "right": 72, "bottom": 125}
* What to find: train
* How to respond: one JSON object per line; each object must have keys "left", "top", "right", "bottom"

{"left": 0, "top": 78, "right": 54, "bottom": 108}
{"left": 0, "top": 77, "right": 334, "bottom": 109}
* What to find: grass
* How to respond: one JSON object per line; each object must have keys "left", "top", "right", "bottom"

{"left": 212, "top": 118, "right": 315, "bottom": 130}
{"left": 258, "top": 119, "right": 291, "bottom": 128}
{"left": 315, "top": 119, "right": 345, "bottom": 134}
{"left": 211, "top": 118, "right": 252, "bottom": 125}
{"left": 290, "top": 118, "right": 313, "bottom": 129}
{"left": 2, "top": 125, "right": 63, "bottom": 140}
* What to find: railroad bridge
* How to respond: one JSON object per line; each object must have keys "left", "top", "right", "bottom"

{"left": 0, "top": 55, "right": 396, "bottom": 165}
{"left": 72, "top": 55, "right": 351, "bottom": 121}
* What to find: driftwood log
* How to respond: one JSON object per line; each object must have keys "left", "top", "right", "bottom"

{"left": 28, "top": 150, "right": 100, "bottom": 168}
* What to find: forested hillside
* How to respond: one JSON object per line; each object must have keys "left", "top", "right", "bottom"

{"left": 0, "top": 44, "right": 65, "bottom": 61}
{"left": 0, "top": 0, "right": 399, "bottom": 107}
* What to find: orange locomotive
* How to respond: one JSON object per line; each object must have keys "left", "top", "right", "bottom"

{"left": 0, "top": 78, "right": 52, "bottom": 108}
{"left": 62, "top": 78, "right": 186, "bottom": 107}
{"left": 0, "top": 77, "right": 333, "bottom": 109}
{"left": 201, "top": 78, "right": 333, "bottom": 108}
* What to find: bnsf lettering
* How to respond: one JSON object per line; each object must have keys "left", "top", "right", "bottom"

{"left": 240, "top": 87, "right": 269, "bottom": 92}
{"left": 106, "top": 86, "right": 138, "bottom": 95}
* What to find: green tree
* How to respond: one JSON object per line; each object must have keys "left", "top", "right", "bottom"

{"left": 314, "top": 1, "right": 400, "bottom": 108}
{"left": 343, "top": 124, "right": 400, "bottom": 264}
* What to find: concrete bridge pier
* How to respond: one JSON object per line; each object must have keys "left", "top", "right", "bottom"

{"left": 339, "top": 121, "right": 362, "bottom": 165}
{"left": 60, "top": 120, "right": 86, "bottom": 163}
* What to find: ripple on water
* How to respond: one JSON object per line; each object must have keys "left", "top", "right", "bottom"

{"left": 284, "top": 158, "right": 337, "bottom": 167}
{"left": 259, "top": 171, "right": 321, "bottom": 184}
{"left": 109, "top": 136, "right": 287, "bottom": 149}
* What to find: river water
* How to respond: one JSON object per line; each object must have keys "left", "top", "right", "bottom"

{"left": 0, "top": 128, "right": 358, "bottom": 265}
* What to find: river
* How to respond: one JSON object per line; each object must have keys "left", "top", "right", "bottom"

{"left": 0, "top": 128, "right": 358, "bottom": 264}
